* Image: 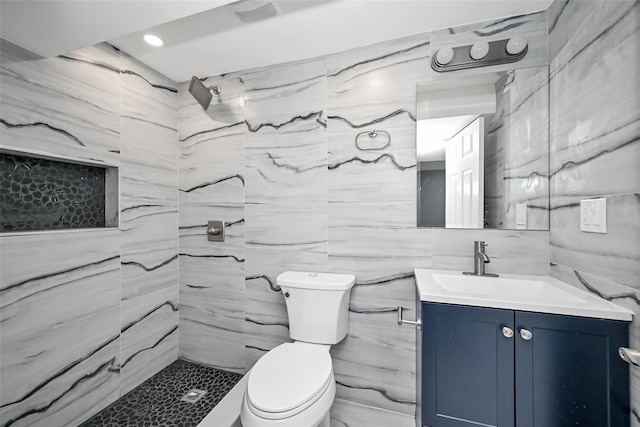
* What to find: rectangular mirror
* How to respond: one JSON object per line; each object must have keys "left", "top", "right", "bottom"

{"left": 416, "top": 66, "right": 549, "bottom": 230}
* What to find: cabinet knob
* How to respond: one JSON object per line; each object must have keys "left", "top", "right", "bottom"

{"left": 520, "top": 328, "right": 533, "bottom": 341}
{"left": 502, "top": 326, "right": 514, "bottom": 338}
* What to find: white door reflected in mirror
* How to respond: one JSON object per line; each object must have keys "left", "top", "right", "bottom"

{"left": 446, "top": 117, "right": 484, "bottom": 228}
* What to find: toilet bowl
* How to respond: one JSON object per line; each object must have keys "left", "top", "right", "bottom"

{"left": 241, "top": 343, "right": 334, "bottom": 427}
{"left": 240, "top": 271, "right": 355, "bottom": 427}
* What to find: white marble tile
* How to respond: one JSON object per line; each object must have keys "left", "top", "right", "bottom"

{"left": 0, "top": 354, "right": 120, "bottom": 427}
{"left": 178, "top": 251, "right": 246, "bottom": 373}
{"left": 245, "top": 153, "right": 327, "bottom": 204}
{"left": 549, "top": 0, "right": 640, "bottom": 290}
{"left": 180, "top": 119, "right": 245, "bottom": 169}
{"left": 0, "top": 41, "right": 121, "bottom": 165}
{"left": 244, "top": 60, "right": 326, "bottom": 135}
{"left": 327, "top": 33, "right": 429, "bottom": 120}
{"left": 330, "top": 398, "right": 415, "bottom": 427}
{"left": 331, "top": 309, "right": 416, "bottom": 415}
{"left": 180, "top": 161, "right": 245, "bottom": 205}
{"left": 548, "top": 0, "right": 636, "bottom": 64}
{"left": 179, "top": 298, "right": 246, "bottom": 374}
{"left": 431, "top": 228, "right": 550, "bottom": 275}
{"left": 244, "top": 127, "right": 327, "bottom": 163}
{"left": 327, "top": 119, "right": 417, "bottom": 204}
{"left": 549, "top": 193, "right": 640, "bottom": 289}
{"left": 121, "top": 245, "right": 177, "bottom": 303}
{"left": 180, "top": 252, "right": 245, "bottom": 292}
{"left": 244, "top": 201, "right": 328, "bottom": 254}
{"left": 119, "top": 322, "right": 177, "bottom": 395}
{"left": 243, "top": 60, "right": 327, "bottom": 207}
{"left": 120, "top": 52, "right": 177, "bottom": 123}
{"left": 328, "top": 201, "right": 432, "bottom": 280}
{"left": 120, "top": 119, "right": 178, "bottom": 175}
{"left": 0, "top": 230, "right": 121, "bottom": 424}
{"left": 120, "top": 286, "right": 179, "bottom": 354}
{"left": 327, "top": 34, "right": 426, "bottom": 205}
{"left": 118, "top": 51, "right": 179, "bottom": 397}
{"left": 549, "top": 2, "right": 640, "bottom": 198}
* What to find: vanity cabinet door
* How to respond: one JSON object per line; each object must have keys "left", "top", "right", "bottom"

{"left": 422, "top": 302, "right": 515, "bottom": 427}
{"left": 514, "top": 311, "right": 629, "bottom": 427}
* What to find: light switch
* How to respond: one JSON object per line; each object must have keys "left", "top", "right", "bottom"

{"left": 580, "top": 198, "right": 607, "bottom": 233}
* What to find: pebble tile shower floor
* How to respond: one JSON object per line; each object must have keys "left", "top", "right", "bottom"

{"left": 80, "top": 359, "right": 243, "bottom": 427}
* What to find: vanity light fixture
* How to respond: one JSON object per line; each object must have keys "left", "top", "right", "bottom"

{"left": 470, "top": 41, "right": 490, "bottom": 60}
{"left": 506, "top": 36, "right": 528, "bottom": 55}
{"left": 436, "top": 47, "right": 455, "bottom": 65}
{"left": 143, "top": 34, "right": 164, "bottom": 47}
{"left": 432, "top": 36, "right": 529, "bottom": 73}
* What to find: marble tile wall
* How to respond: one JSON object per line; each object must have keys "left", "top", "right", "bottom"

{"left": 178, "top": 72, "right": 246, "bottom": 373}
{"left": 119, "top": 52, "right": 179, "bottom": 394}
{"left": 0, "top": 40, "right": 178, "bottom": 426}
{"left": 547, "top": 0, "right": 640, "bottom": 423}
{"left": 177, "top": 11, "right": 550, "bottom": 426}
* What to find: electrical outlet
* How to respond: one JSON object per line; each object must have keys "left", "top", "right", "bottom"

{"left": 580, "top": 198, "right": 607, "bottom": 233}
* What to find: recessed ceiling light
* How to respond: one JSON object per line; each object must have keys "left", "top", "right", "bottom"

{"left": 143, "top": 34, "right": 164, "bottom": 47}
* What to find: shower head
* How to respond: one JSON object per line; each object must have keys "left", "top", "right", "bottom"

{"left": 188, "top": 76, "right": 221, "bottom": 110}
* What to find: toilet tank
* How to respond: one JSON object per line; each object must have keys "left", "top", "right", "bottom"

{"left": 277, "top": 271, "right": 356, "bottom": 345}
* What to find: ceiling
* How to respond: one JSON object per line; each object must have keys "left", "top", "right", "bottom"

{"left": 0, "top": 0, "right": 554, "bottom": 83}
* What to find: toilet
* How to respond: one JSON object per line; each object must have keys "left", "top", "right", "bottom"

{"left": 240, "top": 271, "right": 356, "bottom": 427}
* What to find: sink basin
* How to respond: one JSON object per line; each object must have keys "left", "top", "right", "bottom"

{"left": 432, "top": 274, "right": 585, "bottom": 304}
{"left": 415, "top": 269, "right": 632, "bottom": 321}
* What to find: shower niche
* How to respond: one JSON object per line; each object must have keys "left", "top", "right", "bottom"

{"left": 0, "top": 150, "right": 118, "bottom": 232}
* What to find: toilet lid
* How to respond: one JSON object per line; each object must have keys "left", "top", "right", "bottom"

{"left": 247, "top": 343, "right": 332, "bottom": 414}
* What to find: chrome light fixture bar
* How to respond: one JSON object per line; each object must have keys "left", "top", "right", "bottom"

{"left": 432, "top": 36, "right": 528, "bottom": 73}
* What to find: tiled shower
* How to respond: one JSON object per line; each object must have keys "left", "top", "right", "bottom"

{"left": 0, "top": 0, "right": 638, "bottom": 426}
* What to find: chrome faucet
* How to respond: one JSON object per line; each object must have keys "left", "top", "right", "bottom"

{"left": 463, "top": 241, "right": 499, "bottom": 277}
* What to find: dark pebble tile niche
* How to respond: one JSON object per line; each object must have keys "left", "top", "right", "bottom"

{"left": 0, "top": 152, "right": 117, "bottom": 232}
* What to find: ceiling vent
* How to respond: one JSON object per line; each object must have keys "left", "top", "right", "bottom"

{"left": 226, "top": 0, "right": 281, "bottom": 23}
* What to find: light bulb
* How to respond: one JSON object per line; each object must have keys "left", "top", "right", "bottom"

{"left": 143, "top": 34, "right": 164, "bottom": 47}
{"left": 469, "top": 41, "right": 490, "bottom": 60}
{"left": 506, "top": 36, "right": 528, "bottom": 55}
{"left": 436, "top": 47, "right": 454, "bottom": 65}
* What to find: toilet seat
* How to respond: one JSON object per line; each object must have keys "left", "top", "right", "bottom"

{"left": 246, "top": 342, "right": 333, "bottom": 420}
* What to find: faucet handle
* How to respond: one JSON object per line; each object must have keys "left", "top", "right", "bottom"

{"left": 475, "top": 240, "right": 488, "bottom": 249}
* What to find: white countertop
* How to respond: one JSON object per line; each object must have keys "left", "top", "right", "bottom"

{"left": 415, "top": 268, "right": 633, "bottom": 321}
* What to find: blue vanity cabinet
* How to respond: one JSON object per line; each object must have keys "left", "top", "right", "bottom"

{"left": 514, "top": 310, "right": 629, "bottom": 426}
{"left": 421, "top": 302, "right": 629, "bottom": 427}
{"left": 422, "top": 303, "right": 515, "bottom": 427}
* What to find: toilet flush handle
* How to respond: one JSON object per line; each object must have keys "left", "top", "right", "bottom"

{"left": 284, "top": 291, "right": 290, "bottom": 298}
